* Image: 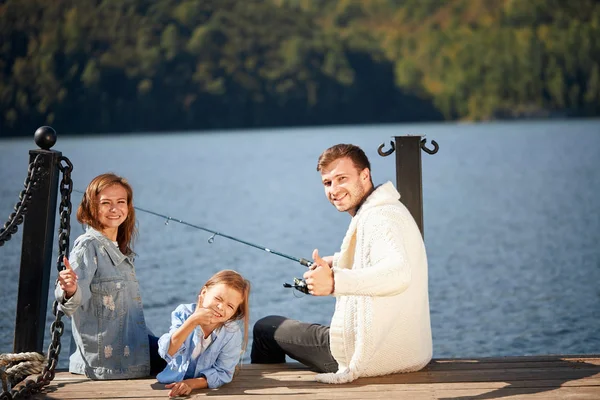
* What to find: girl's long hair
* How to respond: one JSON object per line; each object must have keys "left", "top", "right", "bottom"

{"left": 77, "top": 173, "right": 137, "bottom": 255}
{"left": 202, "top": 270, "right": 251, "bottom": 352}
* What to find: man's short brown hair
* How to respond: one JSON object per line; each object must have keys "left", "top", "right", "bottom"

{"left": 316, "top": 143, "right": 371, "bottom": 172}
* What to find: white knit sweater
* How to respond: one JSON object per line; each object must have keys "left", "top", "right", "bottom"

{"left": 315, "top": 181, "right": 432, "bottom": 384}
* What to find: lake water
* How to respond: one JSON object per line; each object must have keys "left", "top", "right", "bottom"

{"left": 1, "top": 119, "right": 599, "bottom": 367}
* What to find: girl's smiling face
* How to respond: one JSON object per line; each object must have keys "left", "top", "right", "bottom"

{"left": 199, "top": 283, "right": 243, "bottom": 322}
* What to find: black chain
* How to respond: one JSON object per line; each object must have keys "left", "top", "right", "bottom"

{"left": 0, "top": 155, "right": 43, "bottom": 246}
{"left": 3, "top": 156, "right": 73, "bottom": 399}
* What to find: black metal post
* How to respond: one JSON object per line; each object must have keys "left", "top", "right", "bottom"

{"left": 14, "top": 127, "right": 61, "bottom": 353}
{"left": 394, "top": 136, "right": 424, "bottom": 237}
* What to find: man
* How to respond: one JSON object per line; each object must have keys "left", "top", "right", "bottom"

{"left": 251, "top": 143, "right": 432, "bottom": 383}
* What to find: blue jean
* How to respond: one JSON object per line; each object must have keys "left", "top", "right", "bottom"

{"left": 250, "top": 315, "right": 338, "bottom": 373}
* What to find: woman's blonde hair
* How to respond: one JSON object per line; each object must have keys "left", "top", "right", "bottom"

{"left": 202, "top": 270, "right": 251, "bottom": 351}
{"left": 77, "top": 173, "right": 137, "bottom": 255}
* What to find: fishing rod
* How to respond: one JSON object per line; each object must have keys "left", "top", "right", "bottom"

{"left": 72, "top": 189, "right": 311, "bottom": 293}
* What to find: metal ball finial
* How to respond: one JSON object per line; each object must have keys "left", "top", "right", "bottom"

{"left": 34, "top": 126, "right": 57, "bottom": 150}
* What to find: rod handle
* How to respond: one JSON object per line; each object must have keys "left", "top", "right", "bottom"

{"left": 299, "top": 258, "right": 313, "bottom": 268}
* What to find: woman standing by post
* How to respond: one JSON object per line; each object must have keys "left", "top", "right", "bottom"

{"left": 55, "top": 173, "right": 164, "bottom": 379}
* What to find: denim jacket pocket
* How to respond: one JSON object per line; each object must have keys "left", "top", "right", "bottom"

{"left": 90, "top": 279, "right": 126, "bottom": 320}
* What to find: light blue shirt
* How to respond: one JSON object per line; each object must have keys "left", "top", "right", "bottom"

{"left": 55, "top": 227, "right": 150, "bottom": 379}
{"left": 156, "top": 303, "right": 243, "bottom": 389}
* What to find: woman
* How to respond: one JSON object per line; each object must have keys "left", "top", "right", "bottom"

{"left": 55, "top": 173, "right": 164, "bottom": 379}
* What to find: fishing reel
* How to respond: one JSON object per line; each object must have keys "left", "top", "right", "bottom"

{"left": 283, "top": 257, "right": 312, "bottom": 295}
{"left": 283, "top": 277, "right": 310, "bottom": 295}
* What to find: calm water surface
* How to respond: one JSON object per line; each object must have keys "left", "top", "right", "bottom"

{"left": 1, "top": 119, "right": 599, "bottom": 366}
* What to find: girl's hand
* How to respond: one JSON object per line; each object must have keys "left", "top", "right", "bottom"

{"left": 192, "top": 304, "right": 219, "bottom": 325}
{"left": 165, "top": 381, "right": 192, "bottom": 397}
{"left": 191, "top": 294, "right": 219, "bottom": 325}
{"left": 58, "top": 257, "right": 78, "bottom": 298}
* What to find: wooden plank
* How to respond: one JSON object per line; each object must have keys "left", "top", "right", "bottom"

{"left": 44, "top": 365, "right": 600, "bottom": 386}
{"left": 49, "top": 355, "right": 600, "bottom": 375}
{"left": 35, "top": 379, "right": 600, "bottom": 392}
{"left": 231, "top": 357, "right": 600, "bottom": 373}
{"left": 425, "top": 358, "right": 600, "bottom": 370}
{"left": 46, "top": 368, "right": 600, "bottom": 385}
{"left": 234, "top": 361, "right": 600, "bottom": 375}
{"left": 231, "top": 368, "right": 600, "bottom": 385}
{"left": 433, "top": 354, "right": 600, "bottom": 363}
{"left": 34, "top": 386, "right": 600, "bottom": 400}
{"left": 27, "top": 356, "right": 600, "bottom": 400}
{"left": 35, "top": 376, "right": 600, "bottom": 398}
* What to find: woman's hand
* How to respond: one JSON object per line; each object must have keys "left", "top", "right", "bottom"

{"left": 165, "top": 380, "right": 191, "bottom": 397}
{"left": 58, "top": 257, "right": 78, "bottom": 298}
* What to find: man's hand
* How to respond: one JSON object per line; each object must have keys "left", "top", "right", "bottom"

{"left": 58, "top": 256, "right": 78, "bottom": 298}
{"left": 303, "top": 249, "right": 334, "bottom": 296}
{"left": 309, "top": 252, "right": 333, "bottom": 270}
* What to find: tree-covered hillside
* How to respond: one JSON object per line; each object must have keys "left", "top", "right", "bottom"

{"left": 1, "top": 0, "right": 598, "bottom": 137}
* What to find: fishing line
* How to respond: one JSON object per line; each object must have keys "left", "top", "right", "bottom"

{"left": 72, "top": 189, "right": 312, "bottom": 293}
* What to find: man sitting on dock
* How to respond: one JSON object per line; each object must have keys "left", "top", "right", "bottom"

{"left": 251, "top": 143, "right": 433, "bottom": 384}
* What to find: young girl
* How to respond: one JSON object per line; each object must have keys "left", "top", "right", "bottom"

{"left": 55, "top": 173, "right": 164, "bottom": 379}
{"left": 156, "top": 270, "right": 251, "bottom": 397}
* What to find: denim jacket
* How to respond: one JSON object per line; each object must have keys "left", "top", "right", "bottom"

{"left": 156, "top": 303, "right": 243, "bottom": 389}
{"left": 55, "top": 227, "right": 150, "bottom": 379}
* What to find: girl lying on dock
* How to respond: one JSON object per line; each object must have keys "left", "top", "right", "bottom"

{"left": 156, "top": 270, "right": 251, "bottom": 397}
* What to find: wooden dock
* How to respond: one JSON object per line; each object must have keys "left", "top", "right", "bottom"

{"left": 31, "top": 355, "right": 600, "bottom": 399}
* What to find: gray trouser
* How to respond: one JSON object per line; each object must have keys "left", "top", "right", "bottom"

{"left": 250, "top": 315, "right": 338, "bottom": 373}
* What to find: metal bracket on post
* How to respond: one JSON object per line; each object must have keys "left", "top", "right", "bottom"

{"left": 14, "top": 127, "right": 61, "bottom": 353}
{"left": 378, "top": 136, "right": 438, "bottom": 238}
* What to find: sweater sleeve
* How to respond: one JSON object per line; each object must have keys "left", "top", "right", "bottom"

{"left": 332, "top": 210, "right": 411, "bottom": 297}
{"left": 332, "top": 252, "right": 341, "bottom": 268}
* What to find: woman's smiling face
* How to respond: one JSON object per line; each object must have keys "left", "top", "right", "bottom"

{"left": 97, "top": 184, "right": 129, "bottom": 238}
